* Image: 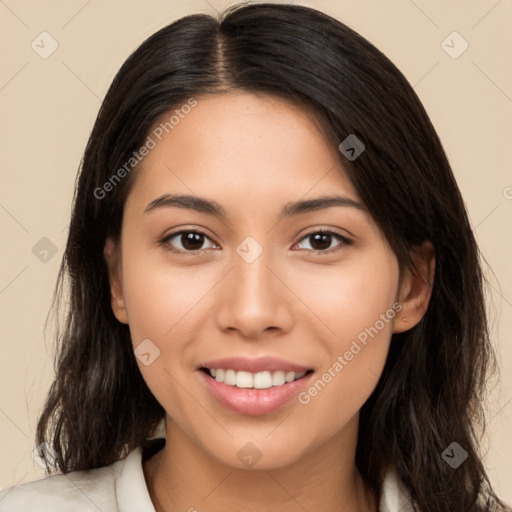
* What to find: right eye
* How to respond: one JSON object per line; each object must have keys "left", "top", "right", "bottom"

{"left": 160, "top": 229, "right": 218, "bottom": 254}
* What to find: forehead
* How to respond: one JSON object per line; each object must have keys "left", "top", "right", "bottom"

{"left": 126, "top": 92, "right": 360, "bottom": 215}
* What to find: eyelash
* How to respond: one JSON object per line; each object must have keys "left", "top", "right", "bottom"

{"left": 159, "top": 228, "right": 353, "bottom": 256}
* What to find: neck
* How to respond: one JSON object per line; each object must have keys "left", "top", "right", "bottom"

{"left": 144, "top": 415, "right": 377, "bottom": 512}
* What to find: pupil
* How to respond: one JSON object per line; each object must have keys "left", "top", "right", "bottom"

{"left": 182, "top": 232, "right": 204, "bottom": 251}
{"left": 311, "top": 233, "right": 331, "bottom": 251}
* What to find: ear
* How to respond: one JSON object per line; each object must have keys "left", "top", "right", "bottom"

{"left": 393, "top": 241, "right": 435, "bottom": 333}
{"left": 103, "top": 237, "right": 129, "bottom": 324}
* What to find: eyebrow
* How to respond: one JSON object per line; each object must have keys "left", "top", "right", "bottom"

{"left": 144, "top": 193, "right": 366, "bottom": 218}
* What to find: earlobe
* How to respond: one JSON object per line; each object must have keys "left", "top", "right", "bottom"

{"left": 103, "top": 237, "right": 129, "bottom": 325}
{"left": 393, "top": 241, "right": 435, "bottom": 334}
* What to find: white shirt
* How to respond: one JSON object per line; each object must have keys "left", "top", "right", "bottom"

{"left": 0, "top": 439, "right": 415, "bottom": 511}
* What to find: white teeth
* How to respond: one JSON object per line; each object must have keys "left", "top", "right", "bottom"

{"left": 285, "top": 371, "right": 296, "bottom": 383}
{"left": 224, "top": 369, "right": 236, "bottom": 385}
{"left": 253, "top": 371, "right": 272, "bottom": 389}
{"left": 209, "top": 368, "right": 307, "bottom": 388}
{"left": 272, "top": 370, "right": 286, "bottom": 386}
{"left": 235, "top": 371, "right": 253, "bottom": 388}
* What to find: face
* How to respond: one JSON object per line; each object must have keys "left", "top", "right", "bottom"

{"left": 105, "top": 92, "right": 430, "bottom": 470}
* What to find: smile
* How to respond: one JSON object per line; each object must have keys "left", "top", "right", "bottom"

{"left": 197, "top": 356, "right": 315, "bottom": 415}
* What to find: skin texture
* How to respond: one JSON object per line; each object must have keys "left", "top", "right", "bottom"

{"left": 104, "top": 92, "right": 434, "bottom": 512}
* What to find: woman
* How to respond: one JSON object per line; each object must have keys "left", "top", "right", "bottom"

{"left": 1, "top": 3, "right": 509, "bottom": 511}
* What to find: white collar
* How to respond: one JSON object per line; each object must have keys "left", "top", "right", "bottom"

{"left": 378, "top": 465, "right": 415, "bottom": 511}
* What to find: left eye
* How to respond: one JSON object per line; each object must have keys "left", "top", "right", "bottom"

{"left": 294, "top": 230, "right": 351, "bottom": 253}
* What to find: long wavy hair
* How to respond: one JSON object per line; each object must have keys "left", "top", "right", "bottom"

{"left": 36, "top": 3, "right": 509, "bottom": 510}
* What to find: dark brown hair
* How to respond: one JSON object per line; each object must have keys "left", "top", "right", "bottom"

{"left": 36, "top": 3, "right": 509, "bottom": 510}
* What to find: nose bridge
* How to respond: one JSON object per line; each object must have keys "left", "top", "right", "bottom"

{"left": 215, "top": 237, "right": 292, "bottom": 336}
{"left": 231, "top": 240, "right": 277, "bottom": 308}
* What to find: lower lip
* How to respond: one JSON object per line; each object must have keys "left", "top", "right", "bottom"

{"left": 198, "top": 370, "right": 313, "bottom": 416}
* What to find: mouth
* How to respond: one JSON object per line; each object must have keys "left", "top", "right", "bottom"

{"left": 196, "top": 356, "right": 315, "bottom": 415}
{"left": 200, "top": 367, "right": 314, "bottom": 389}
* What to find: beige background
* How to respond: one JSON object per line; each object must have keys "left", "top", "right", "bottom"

{"left": 1, "top": 0, "right": 511, "bottom": 503}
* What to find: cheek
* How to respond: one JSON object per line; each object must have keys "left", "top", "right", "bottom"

{"left": 119, "top": 249, "right": 221, "bottom": 412}
{"left": 121, "top": 249, "right": 216, "bottom": 345}
{"left": 293, "top": 252, "right": 399, "bottom": 419}
{"left": 119, "top": 252, "right": 206, "bottom": 420}
{"left": 291, "top": 250, "right": 399, "bottom": 345}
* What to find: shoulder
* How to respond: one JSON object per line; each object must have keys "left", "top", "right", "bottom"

{"left": 0, "top": 446, "right": 155, "bottom": 512}
{"left": 0, "top": 465, "right": 116, "bottom": 511}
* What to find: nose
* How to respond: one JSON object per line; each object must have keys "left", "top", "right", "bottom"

{"left": 215, "top": 246, "right": 294, "bottom": 340}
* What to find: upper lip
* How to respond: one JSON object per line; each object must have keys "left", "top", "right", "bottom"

{"left": 199, "top": 356, "right": 312, "bottom": 374}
